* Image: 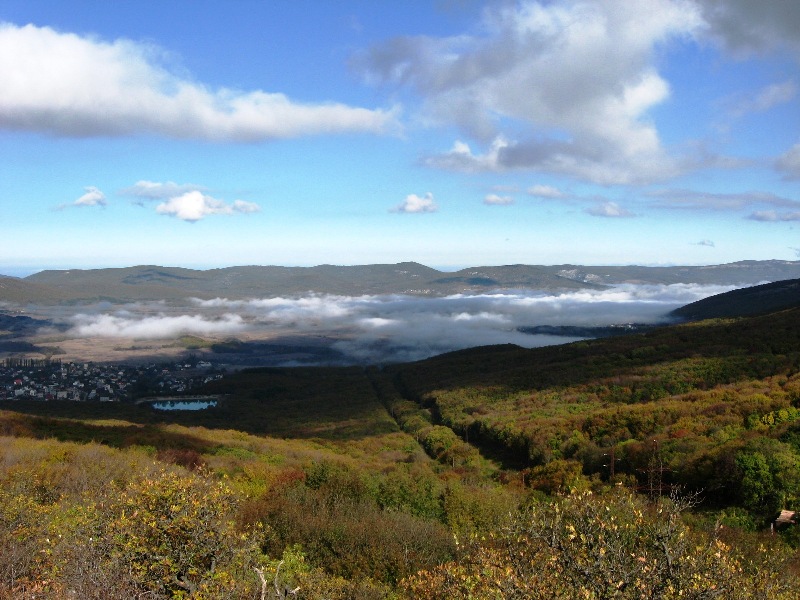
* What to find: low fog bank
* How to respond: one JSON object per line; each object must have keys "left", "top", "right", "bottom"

{"left": 36, "top": 283, "right": 736, "bottom": 365}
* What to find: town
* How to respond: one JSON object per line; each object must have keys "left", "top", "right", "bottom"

{"left": 0, "top": 357, "right": 224, "bottom": 402}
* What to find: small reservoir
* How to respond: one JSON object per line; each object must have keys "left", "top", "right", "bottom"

{"left": 152, "top": 400, "right": 217, "bottom": 411}
{"left": 139, "top": 395, "right": 220, "bottom": 411}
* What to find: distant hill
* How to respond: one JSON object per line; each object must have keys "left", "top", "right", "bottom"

{"left": 670, "top": 278, "right": 800, "bottom": 321}
{"left": 4, "top": 259, "right": 800, "bottom": 304}
{"left": 0, "top": 275, "right": 77, "bottom": 304}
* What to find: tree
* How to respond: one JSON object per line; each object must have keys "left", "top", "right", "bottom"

{"left": 403, "top": 488, "right": 797, "bottom": 599}
{"left": 736, "top": 438, "right": 800, "bottom": 518}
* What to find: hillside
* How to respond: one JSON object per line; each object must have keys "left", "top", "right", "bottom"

{"left": 383, "top": 305, "right": 800, "bottom": 507}
{"left": 7, "top": 259, "right": 800, "bottom": 303}
{"left": 671, "top": 277, "right": 800, "bottom": 320}
{"left": 3, "top": 302, "right": 800, "bottom": 596}
{"left": 5, "top": 302, "right": 800, "bottom": 511}
{"left": 0, "top": 275, "right": 78, "bottom": 304}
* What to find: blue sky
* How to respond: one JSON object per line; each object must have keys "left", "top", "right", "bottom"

{"left": 1, "top": 0, "right": 798, "bottom": 276}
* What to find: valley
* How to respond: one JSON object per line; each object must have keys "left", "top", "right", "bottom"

{"left": 2, "top": 266, "right": 800, "bottom": 597}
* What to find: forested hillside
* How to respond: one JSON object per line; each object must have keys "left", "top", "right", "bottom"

{"left": 390, "top": 307, "right": 800, "bottom": 517}
{"left": 2, "top": 305, "right": 800, "bottom": 597}
{"left": 671, "top": 277, "right": 800, "bottom": 320}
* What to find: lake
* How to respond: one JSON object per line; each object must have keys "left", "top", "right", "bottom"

{"left": 151, "top": 400, "right": 217, "bottom": 411}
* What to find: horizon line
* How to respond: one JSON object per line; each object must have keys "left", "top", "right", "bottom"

{"left": 3, "top": 257, "right": 799, "bottom": 279}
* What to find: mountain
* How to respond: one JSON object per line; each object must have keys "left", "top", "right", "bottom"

{"left": 21, "top": 263, "right": 446, "bottom": 302}
{"left": 6, "top": 259, "right": 800, "bottom": 304}
{"left": 545, "top": 259, "right": 800, "bottom": 285}
{"left": 670, "top": 277, "right": 800, "bottom": 320}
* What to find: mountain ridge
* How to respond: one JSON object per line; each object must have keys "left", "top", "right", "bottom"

{"left": 3, "top": 259, "right": 800, "bottom": 304}
{"left": 670, "top": 277, "right": 800, "bottom": 320}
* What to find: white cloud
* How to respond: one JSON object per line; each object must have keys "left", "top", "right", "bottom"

{"left": 194, "top": 294, "right": 356, "bottom": 326}
{"left": 649, "top": 189, "right": 800, "bottom": 212}
{"left": 231, "top": 199, "right": 260, "bottom": 214}
{"left": 484, "top": 193, "right": 514, "bottom": 205}
{"left": 391, "top": 192, "right": 438, "bottom": 213}
{"left": 527, "top": 184, "right": 566, "bottom": 199}
{"left": 74, "top": 186, "right": 106, "bottom": 207}
{"left": 777, "top": 143, "right": 800, "bottom": 180}
{"left": 585, "top": 201, "right": 635, "bottom": 218}
{"left": 423, "top": 137, "right": 509, "bottom": 173}
{"left": 155, "top": 190, "right": 261, "bottom": 222}
{"left": 120, "top": 180, "right": 203, "bottom": 200}
{"left": 693, "top": 239, "right": 715, "bottom": 247}
{"left": 360, "top": 0, "right": 703, "bottom": 184}
{"left": 54, "top": 283, "right": 741, "bottom": 363}
{"left": 189, "top": 284, "right": 740, "bottom": 362}
{"left": 56, "top": 186, "right": 107, "bottom": 210}
{"left": 68, "top": 312, "right": 246, "bottom": 338}
{"left": 747, "top": 210, "right": 800, "bottom": 222}
{"left": 0, "top": 23, "right": 398, "bottom": 141}
{"left": 725, "top": 80, "right": 797, "bottom": 117}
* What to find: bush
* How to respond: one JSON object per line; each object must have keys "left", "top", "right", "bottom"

{"left": 106, "top": 468, "right": 260, "bottom": 597}
{"left": 403, "top": 488, "right": 798, "bottom": 599}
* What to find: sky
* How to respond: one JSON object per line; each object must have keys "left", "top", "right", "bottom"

{"left": 1, "top": 0, "right": 799, "bottom": 277}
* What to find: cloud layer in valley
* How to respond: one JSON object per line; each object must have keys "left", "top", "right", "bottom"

{"left": 58, "top": 283, "right": 739, "bottom": 364}
{"left": 67, "top": 312, "right": 247, "bottom": 339}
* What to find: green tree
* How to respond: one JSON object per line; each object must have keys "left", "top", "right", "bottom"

{"left": 736, "top": 439, "right": 800, "bottom": 517}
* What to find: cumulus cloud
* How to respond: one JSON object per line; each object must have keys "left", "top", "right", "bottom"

{"left": 120, "top": 180, "right": 204, "bottom": 200}
{"left": 74, "top": 186, "right": 107, "bottom": 207}
{"left": 359, "top": 0, "right": 702, "bottom": 184}
{"left": 585, "top": 201, "right": 635, "bottom": 218}
{"left": 484, "top": 193, "right": 514, "bottom": 205}
{"left": 527, "top": 184, "right": 567, "bottom": 199}
{"left": 155, "top": 191, "right": 260, "bottom": 222}
{"left": 0, "top": 23, "right": 397, "bottom": 141}
{"left": 391, "top": 192, "right": 438, "bottom": 213}
{"left": 693, "top": 239, "right": 715, "bottom": 247}
{"left": 424, "top": 138, "right": 510, "bottom": 173}
{"left": 696, "top": 0, "right": 800, "bottom": 59}
{"left": 777, "top": 143, "right": 800, "bottom": 180}
{"left": 56, "top": 186, "right": 107, "bottom": 210}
